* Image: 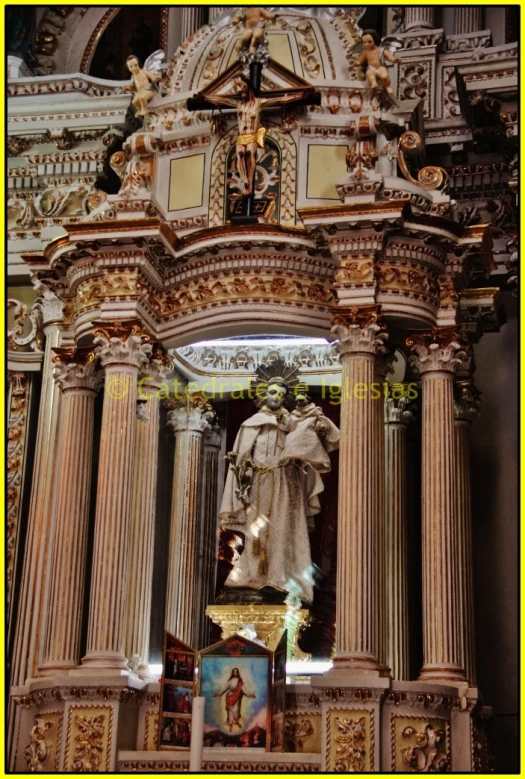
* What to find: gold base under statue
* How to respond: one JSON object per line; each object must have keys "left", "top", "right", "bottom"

{"left": 206, "top": 604, "right": 311, "bottom": 661}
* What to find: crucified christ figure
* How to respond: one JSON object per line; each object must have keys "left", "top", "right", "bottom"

{"left": 200, "top": 76, "right": 315, "bottom": 196}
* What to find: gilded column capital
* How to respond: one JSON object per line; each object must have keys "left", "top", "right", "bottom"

{"left": 454, "top": 380, "right": 481, "bottom": 423}
{"left": 52, "top": 346, "right": 102, "bottom": 392}
{"left": 407, "top": 329, "right": 467, "bottom": 376}
{"left": 385, "top": 395, "right": 415, "bottom": 425}
{"left": 139, "top": 346, "right": 174, "bottom": 389}
{"left": 330, "top": 306, "right": 389, "bottom": 357}
{"left": 167, "top": 395, "right": 215, "bottom": 434}
{"left": 93, "top": 320, "right": 152, "bottom": 371}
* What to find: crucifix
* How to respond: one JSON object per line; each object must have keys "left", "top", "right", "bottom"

{"left": 187, "top": 66, "right": 320, "bottom": 221}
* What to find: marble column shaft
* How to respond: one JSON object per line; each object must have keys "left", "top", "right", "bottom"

{"left": 124, "top": 363, "right": 167, "bottom": 678}
{"left": 195, "top": 425, "right": 223, "bottom": 648}
{"left": 8, "top": 304, "right": 63, "bottom": 770}
{"left": 385, "top": 396, "right": 414, "bottom": 681}
{"left": 10, "top": 316, "right": 62, "bottom": 687}
{"left": 454, "top": 7, "right": 482, "bottom": 34}
{"left": 404, "top": 7, "right": 435, "bottom": 31}
{"left": 409, "top": 336, "right": 468, "bottom": 682}
{"left": 82, "top": 330, "right": 152, "bottom": 670}
{"left": 165, "top": 402, "right": 212, "bottom": 647}
{"left": 40, "top": 355, "right": 101, "bottom": 674}
{"left": 331, "top": 313, "right": 388, "bottom": 671}
{"left": 454, "top": 384, "right": 480, "bottom": 686}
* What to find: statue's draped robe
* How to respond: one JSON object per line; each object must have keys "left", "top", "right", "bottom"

{"left": 219, "top": 406, "right": 339, "bottom": 603}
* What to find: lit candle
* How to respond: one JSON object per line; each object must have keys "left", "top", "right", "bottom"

{"left": 189, "top": 696, "right": 205, "bottom": 771}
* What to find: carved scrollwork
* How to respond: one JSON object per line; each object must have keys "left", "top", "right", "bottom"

{"left": 24, "top": 718, "right": 52, "bottom": 771}
{"left": 7, "top": 299, "right": 42, "bottom": 352}
{"left": 398, "top": 133, "right": 448, "bottom": 191}
{"left": 401, "top": 724, "right": 449, "bottom": 772}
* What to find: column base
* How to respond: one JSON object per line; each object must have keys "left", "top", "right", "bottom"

{"left": 80, "top": 650, "right": 130, "bottom": 671}
{"left": 418, "top": 663, "right": 468, "bottom": 683}
{"left": 38, "top": 660, "right": 77, "bottom": 677}
{"left": 331, "top": 651, "right": 388, "bottom": 675}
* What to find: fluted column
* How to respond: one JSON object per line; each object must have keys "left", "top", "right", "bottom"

{"left": 385, "top": 395, "right": 414, "bottom": 681}
{"left": 454, "top": 380, "right": 480, "bottom": 686}
{"left": 39, "top": 349, "right": 102, "bottom": 675}
{"left": 181, "top": 7, "right": 206, "bottom": 40}
{"left": 374, "top": 355, "right": 395, "bottom": 673}
{"left": 10, "top": 287, "right": 63, "bottom": 685}
{"left": 330, "top": 307, "right": 388, "bottom": 671}
{"left": 408, "top": 330, "right": 468, "bottom": 682}
{"left": 124, "top": 357, "right": 169, "bottom": 678}
{"left": 8, "top": 287, "right": 63, "bottom": 768}
{"left": 195, "top": 423, "right": 224, "bottom": 648}
{"left": 165, "top": 397, "right": 213, "bottom": 647}
{"left": 454, "top": 7, "right": 482, "bottom": 34}
{"left": 404, "top": 7, "right": 435, "bottom": 31}
{"left": 82, "top": 323, "right": 152, "bottom": 670}
{"left": 208, "top": 7, "right": 228, "bottom": 25}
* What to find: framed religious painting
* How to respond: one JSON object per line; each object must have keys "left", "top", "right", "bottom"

{"left": 271, "top": 630, "right": 287, "bottom": 751}
{"left": 199, "top": 634, "right": 272, "bottom": 750}
{"left": 157, "top": 632, "right": 197, "bottom": 751}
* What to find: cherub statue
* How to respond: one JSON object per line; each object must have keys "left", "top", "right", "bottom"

{"left": 232, "top": 7, "right": 277, "bottom": 56}
{"left": 354, "top": 29, "right": 401, "bottom": 94}
{"left": 124, "top": 51, "right": 165, "bottom": 117}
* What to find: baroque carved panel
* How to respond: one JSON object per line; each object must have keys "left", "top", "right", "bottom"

{"left": 391, "top": 714, "right": 450, "bottom": 772}
{"left": 64, "top": 705, "right": 113, "bottom": 772}
{"left": 325, "top": 707, "right": 374, "bottom": 772}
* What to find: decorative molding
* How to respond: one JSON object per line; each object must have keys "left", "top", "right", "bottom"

{"left": 390, "top": 715, "right": 450, "bottom": 772}
{"left": 7, "top": 372, "right": 32, "bottom": 618}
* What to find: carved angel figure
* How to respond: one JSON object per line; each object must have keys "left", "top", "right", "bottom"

{"left": 354, "top": 30, "right": 401, "bottom": 94}
{"left": 125, "top": 50, "right": 165, "bottom": 117}
{"left": 232, "top": 7, "right": 277, "bottom": 56}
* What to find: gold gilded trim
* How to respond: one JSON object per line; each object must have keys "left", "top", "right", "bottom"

{"left": 80, "top": 9, "right": 120, "bottom": 74}
{"left": 298, "top": 201, "right": 408, "bottom": 221}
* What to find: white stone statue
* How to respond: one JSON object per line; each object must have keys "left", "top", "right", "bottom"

{"left": 219, "top": 363, "right": 339, "bottom": 603}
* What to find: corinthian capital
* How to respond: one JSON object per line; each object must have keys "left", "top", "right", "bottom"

{"left": 385, "top": 395, "right": 415, "bottom": 425}
{"left": 454, "top": 380, "right": 481, "bottom": 423}
{"left": 32, "top": 278, "right": 64, "bottom": 326}
{"left": 407, "top": 329, "right": 467, "bottom": 376}
{"left": 52, "top": 346, "right": 103, "bottom": 392}
{"left": 330, "top": 306, "right": 389, "bottom": 356}
{"left": 168, "top": 406, "right": 214, "bottom": 434}
{"left": 93, "top": 320, "right": 152, "bottom": 370}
